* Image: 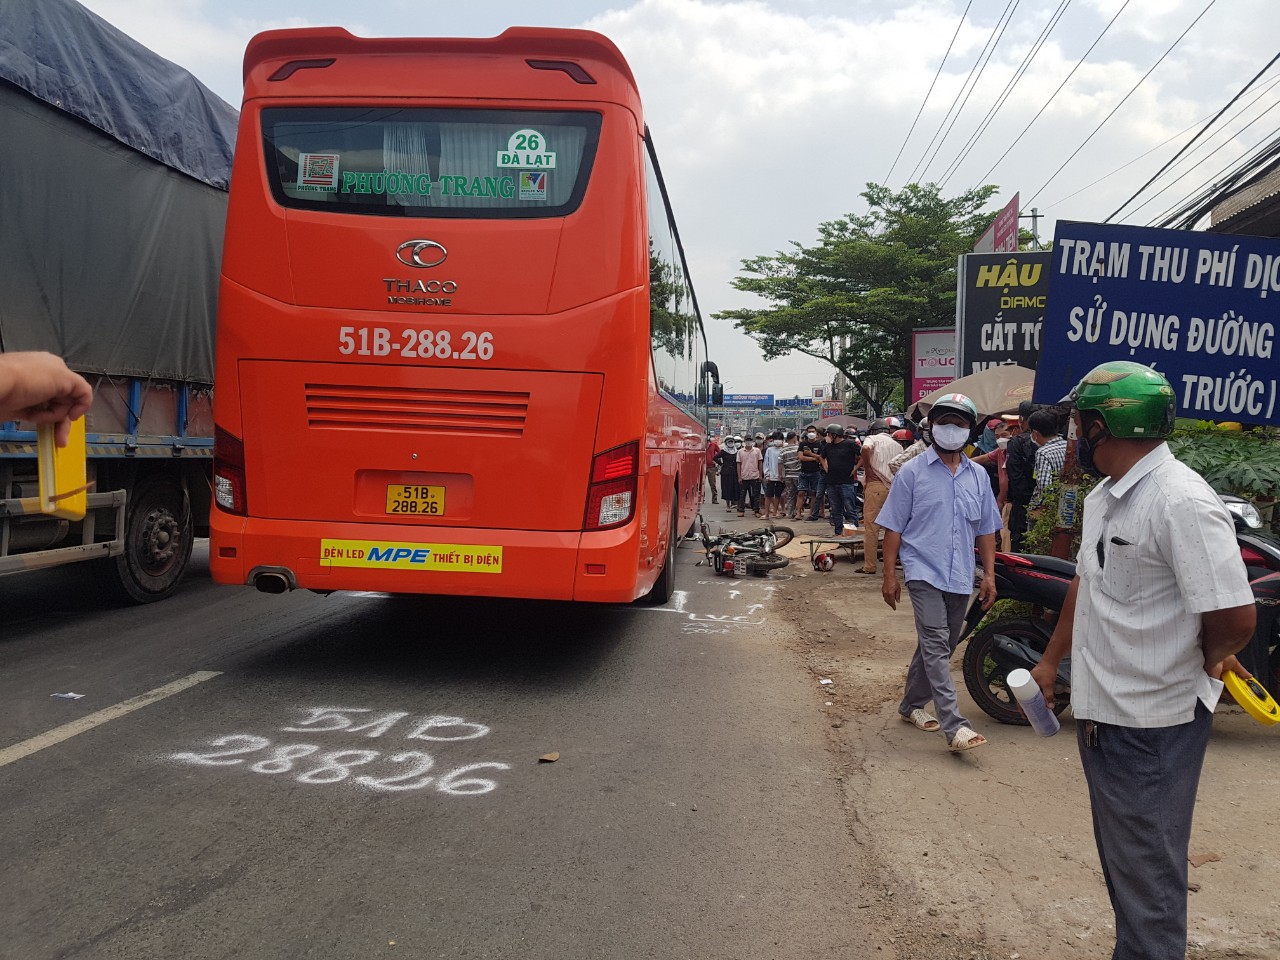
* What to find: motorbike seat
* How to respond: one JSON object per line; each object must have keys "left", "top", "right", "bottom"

{"left": 1018, "top": 553, "right": 1077, "bottom": 577}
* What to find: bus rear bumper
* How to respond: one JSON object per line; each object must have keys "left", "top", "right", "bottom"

{"left": 209, "top": 513, "right": 646, "bottom": 602}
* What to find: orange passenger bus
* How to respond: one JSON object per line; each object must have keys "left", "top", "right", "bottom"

{"left": 210, "top": 27, "right": 720, "bottom": 604}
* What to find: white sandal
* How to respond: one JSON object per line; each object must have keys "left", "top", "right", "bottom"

{"left": 948, "top": 726, "right": 988, "bottom": 752}
{"left": 901, "top": 708, "right": 940, "bottom": 732}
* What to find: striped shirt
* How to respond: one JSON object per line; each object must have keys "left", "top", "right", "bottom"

{"left": 781, "top": 443, "right": 801, "bottom": 479}
{"left": 1030, "top": 437, "right": 1066, "bottom": 508}
{"left": 1071, "top": 444, "right": 1253, "bottom": 728}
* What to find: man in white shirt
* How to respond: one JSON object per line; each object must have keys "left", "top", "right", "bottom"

{"left": 857, "top": 418, "right": 900, "bottom": 575}
{"left": 1032, "top": 361, "right": 1255, "bottom": 960}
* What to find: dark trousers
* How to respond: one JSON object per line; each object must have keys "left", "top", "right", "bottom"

{"left": 806, "top": 474, "right": 828, "bottom": 519}
{"left": 1078, "top": 703, "right": 1212, "bottom": 960}
{"left": 826, "top": 482, "right": 859, "bottom": 534}
{"left": 738, "top": 478, "right": 760, "bottom": 514}
{"left": 1008, "top": 502, "right": 1029, "bottom": 551}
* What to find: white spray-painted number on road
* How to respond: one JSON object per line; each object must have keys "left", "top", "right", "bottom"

{"left": 168, "top": 707, "right": 508, "bottom": 796}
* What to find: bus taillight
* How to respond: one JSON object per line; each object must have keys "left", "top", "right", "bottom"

{"left": 213, "top": 426, "right": 248, "bottom": 516}
{"left": 585, "top": 441, "right": 638, "bottom": 530}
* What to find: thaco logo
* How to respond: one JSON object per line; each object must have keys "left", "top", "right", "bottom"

{"left": 396, "top": 240, "right": 448, "bottom": 268}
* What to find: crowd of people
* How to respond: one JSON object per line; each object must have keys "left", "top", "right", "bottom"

{"left": 708, "top": 364, "right": 1259, "bottom": 960}
{"left": 704, "top": 400, "right": 1077, "bottom": 551}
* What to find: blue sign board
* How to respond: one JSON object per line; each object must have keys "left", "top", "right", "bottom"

{"left": 719, "top": 394, "right": 775, "bottom": 407}
{"left": 1036, "top": 221, "right": 1280, "bottom": 425}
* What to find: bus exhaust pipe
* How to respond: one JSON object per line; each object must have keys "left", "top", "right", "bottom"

{"left": 254, "top": 573, "right": 289, "bottom": 594}
{"left": 249, "top": 566, "right": 296, "bottom": 594}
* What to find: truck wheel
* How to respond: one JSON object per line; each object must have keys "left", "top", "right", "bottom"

{"left": 107, "top": 478, "right": 194, "bottom": 603}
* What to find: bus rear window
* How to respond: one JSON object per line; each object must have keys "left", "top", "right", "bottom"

{"left": 262, "top": 108, "right": 601, "bottom": 218}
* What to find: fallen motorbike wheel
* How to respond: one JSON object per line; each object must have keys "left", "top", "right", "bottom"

{"left": 746, "top": 525, "right": 794, "bottom": 548}
{"left": 744, "top": 554, "right": 789, "bottom": 576}
{"left": 962, "top": 618, "right": 1067, "bottom": 726}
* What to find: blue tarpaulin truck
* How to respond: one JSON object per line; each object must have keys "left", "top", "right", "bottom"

{"left": 0, "top": 0, "right": 237, "bottom": 601}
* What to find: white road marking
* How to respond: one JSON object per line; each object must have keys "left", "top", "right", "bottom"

{"left": 167, "top": 704, "right": 506, "bottom": 795}
{"left": 0, "top": 670, "right": 223, "bottom": 768}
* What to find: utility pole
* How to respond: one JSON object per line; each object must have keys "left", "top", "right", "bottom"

{"left": 1020, "top": 207, "right": 1042, "bottom": 250}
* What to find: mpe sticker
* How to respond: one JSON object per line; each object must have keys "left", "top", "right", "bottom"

{"left": 320, "top": 539, "right": 503, "bottom": 573}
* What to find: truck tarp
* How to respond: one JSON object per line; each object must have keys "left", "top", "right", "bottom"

{"left": 0, "top": 0, "right": 238, "bottom": 385}
{"left": 0, "top": 0, "right": 237, "bottom": 189}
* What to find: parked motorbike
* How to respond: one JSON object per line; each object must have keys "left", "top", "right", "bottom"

{"left": 698, "top": 517, "right": 793, "bottom": 578}
{"left": 1223, "top": 495, "right": 1280, "bottom": 691}
{"left": 958, "top": 551, "right": 1074, "bottom": 726}
{"left": 959, "top": 496, "right": 1280, "bottom": 726}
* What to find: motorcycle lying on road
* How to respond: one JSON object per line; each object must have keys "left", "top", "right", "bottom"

{"left": 697, "top": 516, "right": 793, "bottom": 578}
{"left": 958, "top": 494, "right": 1280, "bottom": 727}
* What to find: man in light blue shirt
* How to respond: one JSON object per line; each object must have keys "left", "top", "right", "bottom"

{"left": 877, "top": 393, "right": 1002, "bottom": 751}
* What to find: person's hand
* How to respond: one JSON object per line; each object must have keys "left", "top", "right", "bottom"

{"left": 1030, "top": 661, "right": 1058, "bottom": 709}
{"left": 1207, "top": 653, "right": 1250, "bottom": 681}
{"left": 0, "top": 352, "right": 93, "bottom": 447}
{"left": 882, "top": 574, "right": 901, "bottom": 610}
{"left": 978, "top": 574, "right": 998, "bottom": 610}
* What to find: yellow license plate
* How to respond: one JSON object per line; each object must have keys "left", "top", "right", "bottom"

{"left": 385, "top": 484, "right": 445, "bottom": 516}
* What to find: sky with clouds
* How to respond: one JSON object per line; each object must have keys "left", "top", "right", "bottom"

{"left": 77, "top": 0, "right": 1280, "bottom": 399}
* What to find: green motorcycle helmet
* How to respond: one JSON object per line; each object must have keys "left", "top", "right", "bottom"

{"left": 1064, "top": 361, "right": 1176, "bottom": 439}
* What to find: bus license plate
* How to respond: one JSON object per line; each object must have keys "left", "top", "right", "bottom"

{"left": 385, "top": 484, "right": 445, "bottom": 516}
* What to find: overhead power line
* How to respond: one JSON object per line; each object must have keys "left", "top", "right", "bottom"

{"left": 1027, "top": 0, "right": 1219, "bottom": 206}
{"left": 1149, "top": 132, "right": 1280, "bottom": 229}
{"left": 976, "top": 0, "right": 1131, "bottom": 186}
{"left": 1105, "top": 50, "right": 1280, "bottom": 221}
{"left": 1042, "top": 74, "right": 1280, "bottom": 209}
{"left": 939, "top": 0, "right": 1072, "bottom": 188}
{"left": 885, "top": 0, "right": 973, "bottom": 184}
{"left": 907, "top": 0, "right": 1020, "bottom": 184}
{"left": 916, "top": 0, "right": 1024, "bottom": 183}
{"left": 1123, "top": 91, "right": 1280, "bottom": 220}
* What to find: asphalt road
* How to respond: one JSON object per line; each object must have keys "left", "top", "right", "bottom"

{"left": 1, "top": 541, "right": 883, "bottom": 960}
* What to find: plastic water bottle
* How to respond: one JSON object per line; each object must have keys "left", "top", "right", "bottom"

{"left": 1007, "top": 668, "right": 1060, "bottom": 737}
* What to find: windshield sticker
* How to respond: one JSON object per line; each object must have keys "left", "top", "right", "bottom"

{"left": 497, "top": 128, "right": 557, "bottom": 169}
{"left": 340, "top": 171, "right": 434, "bottom": 196}
{"left": 519, "top": 172, "right": 547, "bottom": 201}
{"left": 297, "top": 153, "right": 340, "bottom": 192}
{"left": 438, "top": 176, "right": 516, "bottom": 199}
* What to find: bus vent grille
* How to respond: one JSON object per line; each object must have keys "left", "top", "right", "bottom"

{"left": 305, "top": 384, "right": 530, "bottom": 437}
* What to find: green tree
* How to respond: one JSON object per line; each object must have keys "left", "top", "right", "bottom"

{"left": 716, "top": 182, "right": 1000, "bottom": 415}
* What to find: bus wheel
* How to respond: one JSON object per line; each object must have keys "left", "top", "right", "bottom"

{"left": 105, "top": 478, "right": 194, "bottom": 604}
{"left": 641, "top": 503, "right": 678, "bottom": 606}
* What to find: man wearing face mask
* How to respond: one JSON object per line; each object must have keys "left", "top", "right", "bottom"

{"left": 818, "top": 423, "right": 860, "bottom": 537}
{"left": 798, "top": 427, "right": 825, "bottom": 520}
{"left": 876, "top": 393, "right": 1002, "bottom": 752}
{"left": 735, "top": 435, "right": 764, "bottom": 517}
{"left": 1030, "top": 361, "right": 1254, "bottom": 960}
